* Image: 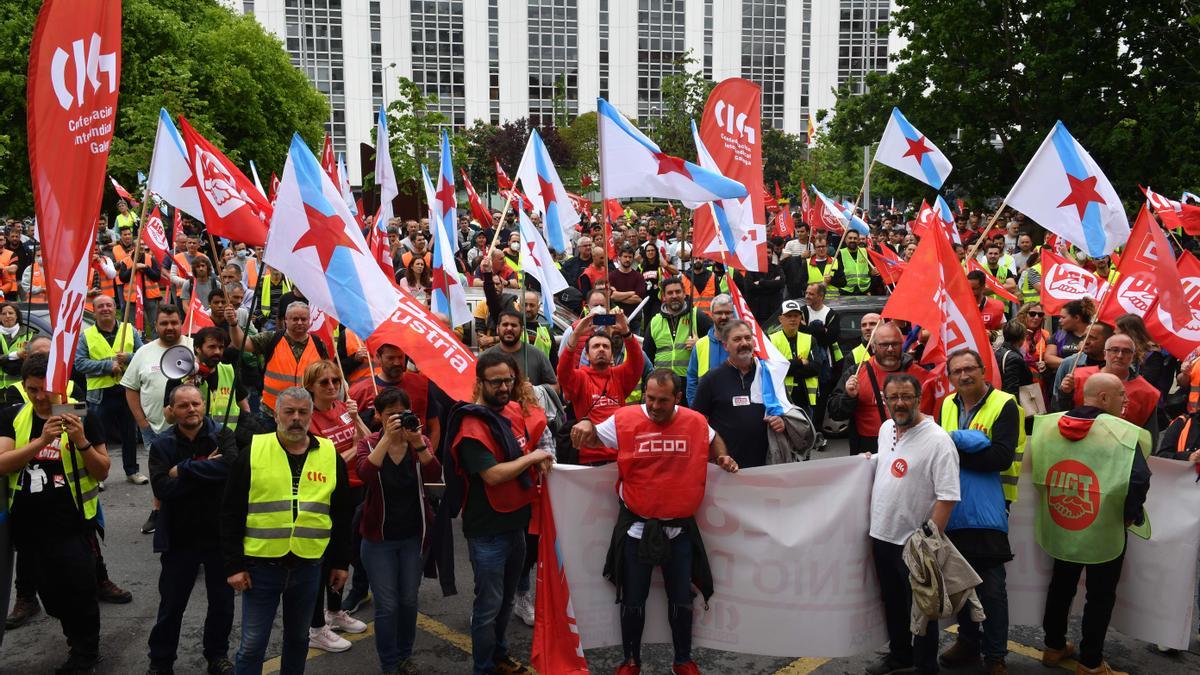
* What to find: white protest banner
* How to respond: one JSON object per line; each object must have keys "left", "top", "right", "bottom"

{"left": 549, "top": 457, "right": 888, "bottom": 658}
{"left": 549, "top": 454, "right": 1200, "bottom": 657}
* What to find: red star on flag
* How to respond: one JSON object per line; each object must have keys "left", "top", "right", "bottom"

{"left": 431, "top": 265, "right": 456, "bottom": 292}
{"left": 434, "top": 174, "right": 456, "bottom": 218}
{"left": 293, "top": 203, "right": 362, "bottom": 270}
{"left": 902, "top": 135, "right": 933, "bottom": 165}
{"left": 1057, "top": 174, "right": 1106, "bottom": 220}
{"left": 537, "top": 173, "right": 557, "bottom": 209}
{"left": 653, "top": 152, "right": 692, "bottom": 179}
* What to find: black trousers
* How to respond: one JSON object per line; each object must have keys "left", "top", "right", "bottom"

{"left": 872, "top": 537, "right": 940, "bottom": 673}
{"left": 1043, "top": 547, "right": 1126, "bottom": 669}
{"left": 16, "top": 530, "right": 100, "bottom": 661}
{"left": 147, "top": 547, "right": 234, "bottom": 668}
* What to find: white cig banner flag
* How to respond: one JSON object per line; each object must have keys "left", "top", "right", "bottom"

{"left": 549, "top": 455, "right": 1200, "bottom": 658}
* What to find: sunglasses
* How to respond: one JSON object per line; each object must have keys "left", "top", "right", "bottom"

{"left": 1027, "top": 311, "right": 1045, "bottom": 317}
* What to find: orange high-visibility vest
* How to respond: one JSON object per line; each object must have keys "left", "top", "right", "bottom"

{"left": 262, "top": 336, "right": 325, "bottom": 412}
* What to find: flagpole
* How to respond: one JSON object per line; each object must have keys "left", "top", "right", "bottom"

{"left": 489, "top": 162, "right": 519, "bottom": 252}
{"left": 116, "top": 188, "right": 154, "bottom": 350}
{"left": 597, "top": 114, "right": 613, "bottom": 306}
{"left": 364, "top": 347, "right": 380, "bottom": 398}
{"left": 965, "top": 204, "right": 1009, "bottom": 264}
{"left": 220, "top": 269, "right": 264, "bottom": 430}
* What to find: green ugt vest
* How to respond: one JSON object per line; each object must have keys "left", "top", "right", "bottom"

{"left": 0, "top": 330, "right": 32, "bottom": 390}
{"left": 768, "top": 330, "right": 818, "bottom": 405}
{"left": 1030, "top": 412, "right": 1149, "bottom": 564}
{"left": 940, "top": 388, "right": 1026, "bottom": 502}
{"left": 6, "top": 401, "right": 99, "bottom": 520}
{"left": 83, "top": 323, "right": 136, "bottom": 390}
{"left": 649, "top": 308, "right": 698, "bottom": 376}
{"left": 835, "top": 248, "right": 871, "bottom": 294}
{"left": 202, "top": 363, "right": 238, "bottom": 431}
{"left": 243, "top": 433, "right": 337, "bottom": 560}
{"left": 1019, "top": 263, "right": 1041, "bottom": 305}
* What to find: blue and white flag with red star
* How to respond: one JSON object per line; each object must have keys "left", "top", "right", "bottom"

{"left": 1005, "top": 121, "right": 1129, "bottom": 257}
{"left": 517, "top": 209, "right": 569, "bottom": 322}
{"left": 597, "top": 97, "right": 747, "bottom": 207}
{"left": 264, "top": 133, "right": 401, "bottom": 342}
{"left": 725, "top": 276, "right": 792, "bottom": 417}
{"left": 516, "top": 129, "right": 579, "bottom": 253}
{"left": 423, "top": 149, "right": 471, "bottom": 327}
{"left": 874, "top": 107, "right": 953, "bottom": 190}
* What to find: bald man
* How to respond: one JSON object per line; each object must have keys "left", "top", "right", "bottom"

{"left": 1061, "top": 334, "right": 1161, "bottom": 435}
{"left": 1031, "top": 371, "right": 1151, "bottom": 675}
{"left": 848, "top": 312, "right": 881, "bottom": 367}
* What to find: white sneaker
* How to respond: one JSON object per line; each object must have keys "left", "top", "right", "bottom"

{"left": 326, "top": 609, "right": 367, "bottom": 634}
{"left": 512, "top": 591, "right": 535, "bottom": 627}
{"left": 308, "top": 625, "right": 351, "bottom": 652}
{"left": 127, "top": 472, "right": 149, "bottom": 485}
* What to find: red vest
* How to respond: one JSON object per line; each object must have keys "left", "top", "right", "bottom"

{"left": 853, "top": 359, "right": 935, "bottom": 438}
{"left": 1072, "top": 366, "right": 1161, "bottom": 426}
{"left": 452, "top": 402, "right": 548, "bottom": 513}
{"left": 979, "top": 297, "right": 1005, "bottom": 330}
{"left": 349, "top": 370, "right": 432, "bottom": 427}
{"left": 614, "top": 406, "right": 710, "bottom": 519}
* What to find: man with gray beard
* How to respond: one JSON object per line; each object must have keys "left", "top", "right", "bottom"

{"left": 692, "top": 320, "right": 785, "bottom": 468}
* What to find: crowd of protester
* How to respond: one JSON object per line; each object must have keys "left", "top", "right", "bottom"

{"left": 0, "top": 195, "right": 1193, "bottom": 675}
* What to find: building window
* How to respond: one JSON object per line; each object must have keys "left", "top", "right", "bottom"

{"left": 837, "top": 0, "right": 890, "bottom": 95}
{"left": 637, "top": 0, "right": 687, "bottom": 122}
{"left": 284, "top": 0, "right": 347, "bottom": 155}
{"left": 489, "top": 0, "right": 500, "bottom": 124}
{"left": 599, "top": 0, "right": 610, "bottom": 101}
{"left": 243, "top": 0, "right": 256, "bottom": 14}
{"left": 740, "top": 0, "right": 786, "bottom": 129}
{"left": 369, "top": 1, "right": 383, "bottom": 111}
{"left": 703, "top": 0, "right": 713, "bottom": 78}
{"left": 410, "top": 0, "right": 467, "bottom": 128}
{"left": 527, "top": 0, "right": 578, "bottom": 126}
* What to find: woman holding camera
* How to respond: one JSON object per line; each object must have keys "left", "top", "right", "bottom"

{"left": 356, "top": 386, "right": 441, "bottom": 675}
{"left": 303, "top": 360, "right": 373, "bottom": 652}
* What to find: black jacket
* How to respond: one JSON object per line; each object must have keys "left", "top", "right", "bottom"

{"left": 149, "top": 418, "right": 240, "bottom": 554}
{"left": 995, "top": 343, "right": 1033, "bottom": 397}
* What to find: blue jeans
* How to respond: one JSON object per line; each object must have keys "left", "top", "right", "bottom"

{"left": 360, "top": 537, "right": 423, "bottom": 671}
{"left": 467, "top": 530, "right": 526, "bottom": 675}
{"left": 956, "top": 561, "right": 1008, "bottom": 661}
{"left": 234, "top": 562, "right": 321, "bottom": 675}
{"left": 92, "top": 387, "right": 138, "bottom": 475}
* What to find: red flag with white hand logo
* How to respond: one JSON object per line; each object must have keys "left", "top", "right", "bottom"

{"left": 178, "top": 117, "right": 272, "bottom": 246}
{"left": 28, "top": 0, "right": 122, "bottom": 393}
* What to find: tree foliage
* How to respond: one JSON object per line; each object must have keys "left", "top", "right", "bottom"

{"left": 0, "top": 0, "right": 330, "bottom": 216}
{"left": 823, "top": 0, "right": 1200, "bottom": 206}
{"left": 648, "top": 50, "right": 714, "bottom": 160}
{"left": 762, "top": 128, "right": 805, "bottom": 192}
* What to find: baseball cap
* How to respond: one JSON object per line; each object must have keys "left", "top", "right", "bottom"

{"left": 780, "top": 300, "right": 804, "bottom": 314}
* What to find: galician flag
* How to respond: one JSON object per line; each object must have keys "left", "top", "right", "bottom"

{"left": 146, "top": 108, "right": 205, "bottom": 224}
{"left": 374, "top": 106, "right": 399, "bottom": 233}
{"left": 597, "top": 97, "right": 747, "bottom": 207}
{"left": 874, "top": 107, "right": 953, "bottom": 189}
{"left": 517, "top": 210, "right": 569, "bottom": 322}
{"left": 725, "top": 276, "right": 792, "bottom": 417}
{"left": 691, "top": 120, "right": 764, "bottom": 271}
{"left": 264, "top": 134, "right": 401, "bottom": 342}
{"left": 516, "top": 129, "right": 579, "bottom": 253}
{"left": 1004, "top": 121, "right": 1129, "bottom": 257}
{"left": 423, "top": 141, "right": 470, "bottom": 327}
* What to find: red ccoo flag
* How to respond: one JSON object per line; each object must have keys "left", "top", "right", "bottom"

{"left": 185, "top": 289, "right": 215, "bottom": 333}
{"left": 495, "top": 158, "right": 513, "bottom": 190}
{"left": 799, "top": 180, "right": 812, "bottom": 226}
{"left": 29, "top": 0, "right": 122, "bottom": 394}
{"left": 141, "top": 205, "right": 172, "bottom": 266}
{"left": 867, "top": 246, "right": 906, "bottom": 286}
{"left": 1145, "top": 186, "right": 1200, "bottom": 236}
{"left": 179, "top": 117, "right": 273, "bottom": 246}
{"left": 460, "top": 169, "right": 495, "bottom": 228}
{"left": 530, "top": 489, "right": 589, "bottom": 674}
{"left": 580, "top": 174, "right": 593, "bottom": 189}
{"left": 320, "top": 133, "right": 338, "bottom": 184}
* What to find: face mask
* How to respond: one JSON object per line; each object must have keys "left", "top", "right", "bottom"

{"left": 236, "top": 250, "right": 247, "bottom": 258}
{"left": 510, "top": 242, "right": 520, "bottom": 252}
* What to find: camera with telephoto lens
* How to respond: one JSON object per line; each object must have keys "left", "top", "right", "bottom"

{"left": 395, "top": 411, "right": 421, "bottom": 431}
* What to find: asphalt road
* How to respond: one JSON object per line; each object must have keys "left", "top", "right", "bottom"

{"left": 3, "top": 438, "right": 1199, "bottom": 674}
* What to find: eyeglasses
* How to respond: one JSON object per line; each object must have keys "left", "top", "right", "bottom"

{"left": 875, "top": 341, "right": 902, "bottom": 350}
{"left": 884, "top": 394, "right": 917, "bottom": 404}
{"left": 949, "top": 365, "right": 980, "bottom": 377}
{"left": 316, "top": 377, "right": 339, "bottom": 386}
{"left": 483, "top": 377, "right": 515, "bottom": 388}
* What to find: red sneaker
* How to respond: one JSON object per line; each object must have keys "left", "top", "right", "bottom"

{"left": 671, "top": 662, "right": 701, "bottom": 675}
{"left": 615, "top": 662, "right": 641, "bottom": 675}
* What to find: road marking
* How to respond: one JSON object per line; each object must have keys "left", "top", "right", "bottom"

{"left": 416, "top": 612, "right": 474, "bottom": 654}
{"left": 773, "top": 657, "right": 830, "bottom": 674}
{"left": 262, "top": 613, "right": 472, "bottom": 673}
{"left": 946, "top": 625, "right": 1078, "bottom": 671}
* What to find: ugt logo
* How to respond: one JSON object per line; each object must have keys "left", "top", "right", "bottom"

{"left": 1046, "top": 459, "right": 1100, "bottom": 530}
{"left": 305, "top": 470, "right": 328, "bottom": 484}
{"left": 713, "top": 99, "right": 757, "bottom": 145}
{"left": 51, "top": 34, "right": 117, "bottom": 111}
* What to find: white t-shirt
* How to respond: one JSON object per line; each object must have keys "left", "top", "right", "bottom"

{"left": 869, "top": 416, "right": 960, "bottom": 545}
{"left": 120, "top": 336, "right": 194, "bottom": 432}
{"left": 596, "top": 406, "right": 716, "bottom": 540}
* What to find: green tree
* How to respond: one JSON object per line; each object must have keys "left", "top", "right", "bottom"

{"left": 824, "top": 1, "right": 1200, "bottom": 206}
{"left": 761, "top": 128, "right": 805, "bottom": 193}
{"left": 649, "top": 50, "right": 714, "bottom": 160}
{"left": 560, "top": 111, "right": 598, "bottom": 188}
{"left": 383, "top": 77, "right": 459, "bottom": 187}
{"left": 0, "top": 0, "right": 330, "bottom": 215}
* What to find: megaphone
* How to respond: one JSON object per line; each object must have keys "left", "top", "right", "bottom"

{"left": 159, "top": 345, "right": 196, "bottom": 380}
